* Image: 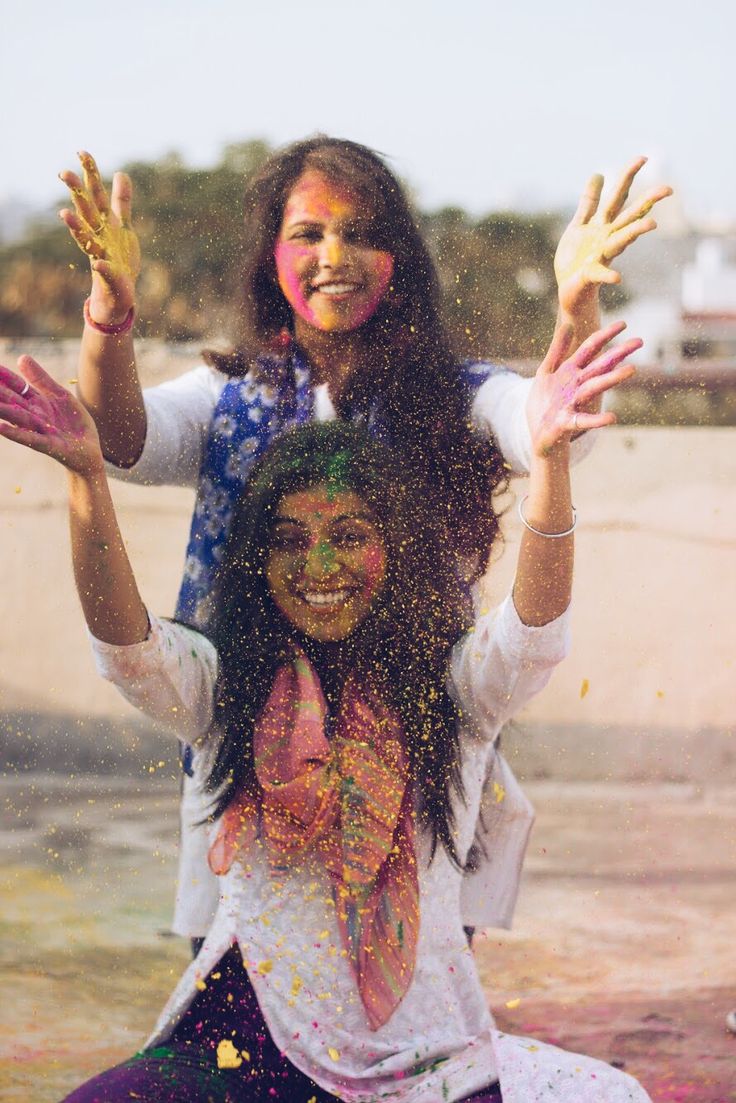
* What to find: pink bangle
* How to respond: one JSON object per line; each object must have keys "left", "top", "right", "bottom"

{"left": 84, "top": 297, "right": 135, "bottom": 335}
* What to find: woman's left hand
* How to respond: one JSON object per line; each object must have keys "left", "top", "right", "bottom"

{"left": 0, "top": 356, "right": 105, "bottom": 475}
{"left": 527, "top": 321, "right": 639, "bottom": 458}
{"left": 555, "top": 157, "right": 672, "bottom": 318}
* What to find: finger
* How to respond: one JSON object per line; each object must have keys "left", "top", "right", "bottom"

{"left": 0, "top": 400, "right": 48, "bottom": 431}
{"left": 0, "top": 364, "right": 31, "bottom": 396}
{"left": 90, "top": 259, "right": 118, "bottom": 284}
{"left": 601, "top": 156, "right": 647, "bottom": 222}
{"left": 539, "top": 323, "right": 574, "bottom": 374}
{"left": 572, "top": 174, "right": 604, "bottom": 225}
{"left": 59, "top": 170, "right": 100, "bottom": 231}
{"left": 59, "top": 208, "right": 97, "bottom": 247}
{"left": 584, "top": 261, "right": 621, "bottom": 285}
{"left": 111, "top": 172, "right": 134, "bottom": 227}
{"left": 602, "top": 220, "right": 656, "bottom": 261}
{"left": 569, "top": 320, "right": 628, "bottom": 369}
{"left": 570, "top": 410, "right": 618, "bottom": 433}
{"left": 61, "top": 212, "right": 106, "bottom": 259}
{"left": 0, "top": 420, "right": 61, "bottom": 458}
{"left": 578, "top": 339, "right": 643, "bottom": 383}
{"left": 575, "top": 363, "right": 637, "bottom": 406}
{"left": 59, "top": 210, "right": 105, "bottom": 258}
{"left": 79, "top": 151, "right": 110, "bottom": 218}
{"left": 610, "top": 186, "right": 673, "bottom": 232}
{"left": 16, "top": 355, "right": 71, "bottom": 400}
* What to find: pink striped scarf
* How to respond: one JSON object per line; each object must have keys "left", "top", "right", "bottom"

{"left": 208, "top": 650, "right": 419, "bottom": 1029}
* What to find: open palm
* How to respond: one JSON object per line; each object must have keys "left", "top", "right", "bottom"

{"left": 59, "top": 152, "right": 140, "bottom": 325}
{"left": 0, "top": 357, "right": 104, "bottom": 475}
{"left": 555, "top": 157, "right": 672, "bottom": 315}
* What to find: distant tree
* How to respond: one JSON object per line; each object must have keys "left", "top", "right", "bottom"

{"left": 423, "top": 207, "right": 561, "bottom": 361}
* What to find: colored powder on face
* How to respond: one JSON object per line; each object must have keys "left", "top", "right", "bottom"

{"left": 314, "top": 539, "right": 337, "bottom": 574}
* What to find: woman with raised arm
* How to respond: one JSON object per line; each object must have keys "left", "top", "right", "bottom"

{"left": 0, "top": 321, "right": 653, "bottom": 1101}
{"left": 57, "top": 140, "right": 672, "bottom": 948}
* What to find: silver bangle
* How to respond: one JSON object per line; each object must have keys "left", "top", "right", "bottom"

{"left": 518, "top": 495, "right": 577, "bottom": 538}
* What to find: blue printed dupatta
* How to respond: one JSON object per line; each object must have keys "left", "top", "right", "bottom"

{"left": 175, "top": 351, "right": 313, "bottom": 629}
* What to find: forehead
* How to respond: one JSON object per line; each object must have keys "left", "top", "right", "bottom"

{"left": 281, "top": 170, "right": 363, "bottom": 225}
{"left": 275, "top": 485, "right": 371, "bottom": 523}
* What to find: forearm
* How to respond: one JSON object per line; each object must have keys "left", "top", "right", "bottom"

{"left": 67, "top": 467, "right": 149, "bottom": 645}
{"left": 512, "top": 448, "right": 573, "bottom": 627}
{"left": 77, "top": 326, "right": 147, "bottom": 467}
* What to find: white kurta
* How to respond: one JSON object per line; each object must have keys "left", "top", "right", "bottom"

{"left": 104, "top": 362, "right": 596, "bottom": 938}
{"left": 90, "top": 597, "right": 651, "bottom": 1103}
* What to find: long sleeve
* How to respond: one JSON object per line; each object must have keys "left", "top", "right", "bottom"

{"left": 103, "top": 365, "right": 226, "bottom": 487}
{"left": 89, "top": 613, "right": 219, "bottom": 744}
{"left": 450, "top": 593, "right": 571, "bottom": 740}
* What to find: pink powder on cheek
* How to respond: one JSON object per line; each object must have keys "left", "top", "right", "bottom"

{"left": 349, "top": 252, "right": 394, "bottom": 328}
{"left": 360, "top": 544, "right": 387, "bottom": 601}
{"left": 274, "top": 241, "right": 320, "bottom": 327}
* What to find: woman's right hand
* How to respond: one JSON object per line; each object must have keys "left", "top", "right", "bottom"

{"left": 59, "top": 152, "right": 140, "bottom": 326}
{"left": 0, "top": 356, "right": 105, "bottom": 476}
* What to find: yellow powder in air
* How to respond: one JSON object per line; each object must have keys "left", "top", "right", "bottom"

{"left": 216, "top": 1039, "right": 243, "bottom": 1069}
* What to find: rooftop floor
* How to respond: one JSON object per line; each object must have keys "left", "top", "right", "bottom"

{"left": 2, "top": 774, "right": 733, "bottom": 1101}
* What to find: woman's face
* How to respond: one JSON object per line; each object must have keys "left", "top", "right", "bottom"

{"left": 266, "top": 483, "right": 387, "bottom": 643}
{"left": 274, "top": 170, "right": 394, "bottom": 336}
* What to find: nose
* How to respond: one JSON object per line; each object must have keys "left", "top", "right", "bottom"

{"left": 318, "top": 232, "right": 345, "bottom": 270}
{"left": 302, "top": 539, "right": 339, "bottom": 580}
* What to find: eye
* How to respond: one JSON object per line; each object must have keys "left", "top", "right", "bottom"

{"left": 290, "top": 226, "right": 322, "bottom": 243}
{"left": 332, "top": 526, "right": 375, "bottom": 549}
{"left": 270, "top": 528, "right": 308, "bottom": 552}
{"left": 343, "top": 221, "right": 376, "bottom": 246}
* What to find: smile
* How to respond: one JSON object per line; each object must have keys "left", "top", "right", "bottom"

{"left": 310, "top": 282, "right": 362, "bottom": 296}
{"left": 297, "top": 587, "right": 355, "bottom": 609}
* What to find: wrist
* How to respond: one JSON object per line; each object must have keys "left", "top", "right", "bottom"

{"left": 67, "top": 457, "right": 107, "bottom": 486}
{"left": 558, "top": 289, "right": 600, "bottom": 332}
{"left": 84, "top": 297, "right": 135, "bottom": 334}
{"left": 530, "top": 440, "right": 571, "bottom": 467}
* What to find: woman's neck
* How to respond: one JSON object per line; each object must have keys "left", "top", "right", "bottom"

{"left": 292, "top": 320, "right": 364, "bottom": 401}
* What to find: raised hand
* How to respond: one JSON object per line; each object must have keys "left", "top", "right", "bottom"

{"left": 526, "top": 321, "right": 639, "bottom": 458}
{"left": 59, "top": 152, "right": 140, "bottom": 326}
{"left": 555, "top": 157, "right": 672, "bottom": 318}
{"left": 0, "top": 357, "right": 104, "bottom": 475}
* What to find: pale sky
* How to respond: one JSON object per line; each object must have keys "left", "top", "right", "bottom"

{"left": 1, "top": 0, "right": 732, "bottom": 221}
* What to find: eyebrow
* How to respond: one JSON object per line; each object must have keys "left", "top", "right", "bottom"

{"left": 285, "top": 216, "right": 371, "bottom": 231}
{"left": 272, "top": 512, "right": 377, "bottom": 526}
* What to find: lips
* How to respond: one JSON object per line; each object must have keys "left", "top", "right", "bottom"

{"left": 310, "top": 281, "right": 362, "bottom": 297}
{"left": 296, "top": 587, "right": 356, "bottom": 610}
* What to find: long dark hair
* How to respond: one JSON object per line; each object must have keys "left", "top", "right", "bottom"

{"left": 206, "top": 423, "right": 474, "bottom": 867}
{"left": 202, "top": 135, "right": 507, "bottom": 578}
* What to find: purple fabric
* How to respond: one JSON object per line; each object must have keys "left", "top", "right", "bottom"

{"left": 60, "top": 945, "right": 502, "bottom": 1101}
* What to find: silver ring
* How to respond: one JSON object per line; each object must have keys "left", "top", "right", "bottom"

{"left": 19, "top": 381, "right": 30, "bottom": 398}
{"left": 572, "top": 412, "right": 580, "bottom": 432}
